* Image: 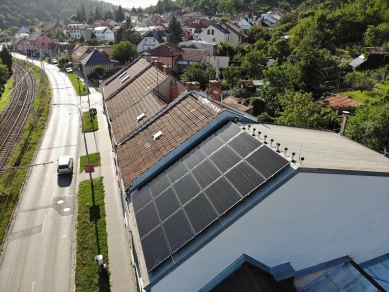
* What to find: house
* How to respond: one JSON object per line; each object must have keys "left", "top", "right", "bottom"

{"left": 17, "top": 27, "right": 32, "bottom": 35}
{"left": 93, "top": 27, "right": 115, "bottom": 42}
{"left": 48, "top": 42, "right": 77, "bottom": 59}
{"left": 14, "top": 37, "right": 29, "bottom": 54}
{"left": 67, "top": 23, "right": 92, "bottom": 40}
{"left": 177, "top": 48, "right": 207, "bottom": 71}
{"left": 137, "top": 30, "right": 167, "bottom": 53}
{"left": 181, "top": 12, "right": 209, "bottom": 22}
{"left": 148, "top": 42, "right": 183, "bottom": 71}
{"left": 28, "top": 32, "right": 54, "bottom": 55}
{"left": 260, "top": 8, "right": 285, "bottom": 26}
{"left": 218, "top": 21, "right": 248, "bottom": 46}
{"left": 348, "top": 47, "right": 389, "bottom": 70}
{"left": 35, "top": 21, "right": 56, "bottom": 34}
{"left": 125, "top": 11, "right": 138, "bottom": 22}
{"left": 322, "top": 95, "right": 364, "bottom": 111}
{"left": 221, "top": 96, "right": 253, "bottom": 114}
{"left": 179, "top": 40, "right": 217, "bottom": 56}
{"left": 198, "top": 24, "right": 230, "bottom": 45}
{"left": 70, "top": 44, "right": 93, "bottom": 67}
{"left": 80, "top": 48, "right": 114, "bottom": 76}
{"left": 101, "top": 19, "right": 118, "bottom": 27}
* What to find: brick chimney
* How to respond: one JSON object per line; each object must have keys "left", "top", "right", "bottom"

{"left": 186, "top": 81, "right": 201, "bottom": 92}
{"left": 171, "top": 80, "right": 178, "bottom": 101}
{"left": 151, "top": 57, "right": 163, "bottom": 71}
{"left": 163, "top": 64, "right": 172, "bottom": 75}
{"left": 143, "top": 52, "right": 151, "bottom": 62}
{"left": 208, "top": 80, "right": 222, "bottom": 101}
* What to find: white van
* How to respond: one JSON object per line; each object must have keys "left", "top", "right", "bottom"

{"left": 57, "top": 156, "right": 73, "bottom": 174}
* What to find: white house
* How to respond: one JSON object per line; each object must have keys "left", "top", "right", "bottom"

{"left": 137, "top": 30, "right": 167, "bottom": 52}
{"left": 67, "top": 23, "right": 92, "bottom": 40}
{"left": 198, "top": 24, "right": 230, "bottom": 45}
{"left": 179, "top": 40, "right": 217, "bottom": 56}
{"left": 93, "top": 27, "right": 114, "bottom": 42}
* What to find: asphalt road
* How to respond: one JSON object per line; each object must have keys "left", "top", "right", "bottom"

{"left": 0, "top": 55, "right": 80, "bottom": 292}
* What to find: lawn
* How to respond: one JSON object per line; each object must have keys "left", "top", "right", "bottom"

{"left": 0, "top": 78, "right": 14, "bottom": 112}
{"left": 68, "top": 73, "right": 89, "bottom": 96}
{"left": 340, "top": 89, "right": 384, "bottom": 104}
{"left": 76, "top": 177, "right": 110, "bottom": 292}
{"left": 82, "top": 111, "right": 99, "bottom": 132}
{"left": 79, "top": 152, "right": 101, "bottom": 173}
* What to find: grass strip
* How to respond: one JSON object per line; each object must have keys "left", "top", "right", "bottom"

{"left": 83, "top": 111, "right": 99, "bottom": 132}
{"left": 79, "top": 153, "right": 101, "bottom": 173}
{"left": 0, "top": 77, "right": 14, "bottom": 112}
{"left": 68, "top": 73, "right": 89, "bottom": 96}
{"left": 76, "top": 177, "right": 110, "bottom": 292}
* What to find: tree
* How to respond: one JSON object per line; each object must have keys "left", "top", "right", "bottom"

{"left": 167, "top": 14, "right": 183, "bottom": 45}
{"left": 111, "top": 41, "right": 139, "bottom": 64}
{"left": 217, "top": 42, "right": 236, "bottom": 58}
{"left": 345, "top": 71, "right": 374, "bottom": 91}
{"left": 222, "top": 66, "right": 241, "bottom": 89}
{"left": 0, "top": 46, "right": 12, "bottom": 75}
{"left": 85, "top": 38, "right": 99, "bottom": 46}
{"left": 116, "top": 5, "right": 125, "bottom": 22}
{"left": 345, "top": 102, "right": 389, "bottom": 152}
{"left": 116, "top": 17, "right": 141, "bottom": 45}
{"left": 95, "top": 6, "right": 102, "bottom": 20}
{"left": 93, "top": 64, "right": 105, "bottom": 77}
{"left": 181, "top": 63, "right": 216, "bottom": 89}
{"left": 241, "top": 50, "right": 267, "bottom": 79}
{"left": 58, "top": 57, "right": 68, "bottom": 69}
{"left": 0, "top": 60, "right": 9, "bottom": 94}
{"left": 364, "top": 23, "right": 389, "bottom": 46}
{"left": 79, "top": 35, "right": 85, "bottom": 43}
{"left": 276, "top": 92, "right": 337, "bottom": 129}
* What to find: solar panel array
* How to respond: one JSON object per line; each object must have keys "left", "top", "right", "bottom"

{"left": 130, "top": 122, "right": 289, "bottom": 271}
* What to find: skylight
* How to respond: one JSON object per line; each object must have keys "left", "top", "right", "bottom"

{"left": 153, "top": 130, "right": 163, "bottom": 140}
{"left": 120, "top": 75, "right": 130, "bottom": 83}
{"left": 118, "top": 72, "right": 127, "bottom": 79}
{"left": 136, "top": 113, "right": 146, "bottom": 122}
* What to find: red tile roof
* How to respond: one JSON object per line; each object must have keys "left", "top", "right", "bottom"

{"left": 149, "top": 42, "right": 183, "bottom": 57}
{"left": 222, "top": 96, "right": 253, "bottom": 113}
{"left": 118, "top": 94, "right": 224, "bottom": 189}
{"left": 322, "top": 95, "right": 364, "bottom": 110}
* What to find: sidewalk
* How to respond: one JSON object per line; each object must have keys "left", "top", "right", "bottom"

{"left": 78, "top": 89, "right": 138, "bottom": 292}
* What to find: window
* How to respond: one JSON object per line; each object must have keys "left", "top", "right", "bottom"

{"left": 211, "top": 30, "right": 214, "bottom": 35}
{"left": 212, "top": 38, "right": 216, "bottom": 42}
{"left": 207, "top": 29, "right": 210, "bottom": 35}
{"left": 105, "top": 68, "right": 111, "bottom": 72}
{"left": 42, "top": 42, "right": 44, "bottom": 46}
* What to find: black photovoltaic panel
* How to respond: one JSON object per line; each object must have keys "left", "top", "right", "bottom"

{"left": 246, "top": 146, "right": 289, "bottom": 179}
{"left": 162, "top": 209, "right": 195, "bottom": 253}
{"left": 135, "top": 202, "right": 160, "bottom": 239}
{"left": 166, "top": 160, "right": 187, "bottom": 183}
{"left": 199, "top": 134, "right": 224, "bottom": 156}
{"left": 228, "top": 132, "right": 262, "bottom": 158}
{"left": 149, "top": 172, "right": 170, "bottom": 198}
{"left": 155, "top": 187, "right": 181, "bottom": 222}
{"left": 192, "top": 159, "right": 222, "bottom": 189}
{"left": 131, "top": 187, "right": 153, "bottom": 213}
{"left": 210, "top": 145, "right": 241, "bottom": 173}
{"left": 204, "top": 177, "right": 242, "bottom": 215}
{"left": 215, "top": 122, "right": 241, "bottom": 142}
{"left": 173, "top": 173, "right": 201, "bottom": 205}
{"left": 183, "top": 147, "right": 207, "bottom": 170}
{"left": 184, "top": 193, "right": 218, "bottom": 233}
{"left": 141, "top": 225, "right": 171, "bottom": 271}
{"left": 225, "top": 161, "right": 265, "bottom": 197}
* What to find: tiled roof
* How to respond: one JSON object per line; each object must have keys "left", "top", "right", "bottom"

{"left": 149, "top": 42, "right": 183, "bottom": 57}
{"left": 142, "top": 30, "right": 167, "bottom": 43}
{"left": 29, "top": 32, "right": 42, "bottom": 41}
{"left": 210, "top": 24, "right": 230, "bottom": 34}
{"left": 222, "top": 96, "right": 253, "bottom": 113}
{"left": 70, "top": 45, "right": 93, "bottom": 62}
{"left": 118, "top": 94, "right": 224, "bottom": 190}
{"left": 181, "top": 48, "right": 206, "bottom": 61}
{"left": 322, "top": 95, "right": 364, "bottom": 110}
{"left": 81, "top": 49, "right": 113, "bottom": 66}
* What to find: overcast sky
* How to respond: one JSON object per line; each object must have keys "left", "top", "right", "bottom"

{"left": 103, "top": 0, "right": 157, "bottom": 9}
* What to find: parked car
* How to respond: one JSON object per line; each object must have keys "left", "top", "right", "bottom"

{"left": 57, "top": 156, "right": 73, "bottom": 174}
{"left": 51, "top": 58, "right": 58, "bottom": 64}
{"left": 66, "top": 67, "right": 73, "bottom": 73}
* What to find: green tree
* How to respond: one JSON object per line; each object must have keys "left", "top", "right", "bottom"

{"left": 181, "top": 63, "right": 216, "bottom": 89}
{"left": 345, "top": 71, "right": 373, "bottom": 91}
{"left": 0, "top": 46, "right": 12, "bottom": 75}
{"left": 217, "top": 42, "right": 236, "bottom": 58}
{"left": 167, "top": 14, "right": 183, "bottom": 45}
{"left": 94, "top": 6, "right": 102, "bottom": 20}
{"left": 58, "top": 57, "right": 68, "bottom": 69}
{"left": 345, "top": 102, "right": 389, "bottom": 152}
{"left": 94, "top": 64, "right": 105, "bottom": 77}
{"left": 116, "top": 17, "right": 141, "bottom": 45}
{"left": 276, "top": 92, "right": 337, "bottom": 129}
{"left": 0, "top": 59, "right": 9, "bottom": 94}
{"left": 364, "top": 23, "right": 389, "bottom": 46}
{"left": 85, "top": 38, "right": 99, "bottom": 46}
{"left": 241, "top": 49, "right": 267, "bottom": 79}
{"left": 246, "top": 26, "right": 271, "bottom": 44}
{"left": 222, "top": 66, "right": 241, "bottom": 89}
{"left": 79, "top": 35, "right": 85, "bottom": 43}
{"left": 111, "top": 41, "right": 139, "bottom": 64}
{"left": 116, "top": 5, "right": 125, "bottom": 22}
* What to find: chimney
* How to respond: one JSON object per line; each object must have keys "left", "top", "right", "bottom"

{"left": 208, "top": 80, "right": 222, "bottom": 101}
{"left": 192, "top": 81, "right": 200, "bottom": 91}
{"left": 162, "top": 64, "right": 172, "bottom": 75}
{"left": 186, "top": 81, "right": 193, "bottom": 92}
{"left": 152, "top": 59, "right": 163, "bottom": 71}
{"left": 170, "top": 80, "right": 178, "bottom": 101}
{"left": 143, "top": 52, "right": 151, "bottom": 62}
{"left": 339, "top": 110, "right": 350, "bottom": 136}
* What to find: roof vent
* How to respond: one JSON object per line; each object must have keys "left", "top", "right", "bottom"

{"left": 276, "top": 143, "right": 280, "bottom": 152}
{"left": 153, "top": 130, "right": 163, "bottom": 140}
{"left": 118, "top": 72, "right": 126, "bottom": 79}
{"left": 120, "top": 75, "right": 130, "bottom": 83}
{"left": 291, "top": 152, "right": 296, "bottom": 162}
{"left": 136, "top": 113, "right": 146, "bottom": 122}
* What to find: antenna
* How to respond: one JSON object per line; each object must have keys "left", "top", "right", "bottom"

{"left": 298, "top": 141, "right": 303, "bottom": 160}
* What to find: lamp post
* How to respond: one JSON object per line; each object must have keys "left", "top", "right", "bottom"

{"left": 52, "top": 103, "right": 96, "bottom": 206}
{"left": 77, "top": 77, "right": 81, "bottom": 102}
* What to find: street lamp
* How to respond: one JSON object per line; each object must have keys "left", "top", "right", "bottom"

{"left": 77, "top": 77, "right": 81, "bottom": 102}
{"left": 51, "top": 103, "right": 96, "bottom": 206}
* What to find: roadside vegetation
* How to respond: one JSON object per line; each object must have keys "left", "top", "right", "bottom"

{"left": 76, "top": 177, "right": 110, "bottom": 291}
{"left": 0, "top": 59, "right": 51, "bottom": 246}
{"left": 83, "top": 111, "right": 99, "bottom": 132}
{"left": 0, "top": 78, "right": 13, "bottom": 111}
{"left": 79, "top": 153, "right": 101, "bottom": 173}
{"left": 68, "top": 73, "right": 89, "bottom": 96}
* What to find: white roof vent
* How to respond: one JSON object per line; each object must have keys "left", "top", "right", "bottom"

{"left": 136, "top": 113, "right": 146, "bottom": 122}
{"left": 120, "top": 75, "right": 130, "bottom": 83}
{"left": 153, "top": 130, "right": 163, "bottom": 140}
{"left": 118, "top": 72, "right": 126, "bottom": 79}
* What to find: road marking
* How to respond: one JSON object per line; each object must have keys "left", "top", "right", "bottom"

{"left": 41, "top": 214, "right": 47, "bottom": 235}
{"left": 31, "top": 281, "right": 35, "bottom": 292}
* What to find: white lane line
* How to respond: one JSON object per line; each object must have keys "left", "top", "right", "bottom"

{"left": 31, "top": 281, "right": 35, "bottom": 292}
{"left": 41, "top": 214, "right": 47, "bottom": 235}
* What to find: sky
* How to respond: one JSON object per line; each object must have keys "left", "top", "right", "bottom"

{"left": 102, "top": 0, "right": 157, "bottom": 9}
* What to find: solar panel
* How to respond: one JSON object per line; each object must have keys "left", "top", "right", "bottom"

{"left": 149, "top": 172, "right": 170, "bottom": 198}
{"left": 191, "top": 159, "right": 222, "bottom": 189}
{"left": 135, "top": 202, "right": 160, "bottom": 239}
{"left": 141, "top": 225, "right": 170, "bottom": 271}
{"left": 209, "top": 145, "right": 241, "bottom": 173}
{"left": 228, "top": 132, "right": 262, "bottom": 158}
{"left": 162, "top": 209, "right": 195, "bottom": 253}
{"left": 173, "top": 173, "right": 201, "bottom": 205}
{"left": 183, "top": 147, "right": 207, "bottom": 170}
{"left": 215, "top": 122, "right": 241, "bottom": 142}
{"left": 225, "top": 161, "right": 265, "bottom": 197}
{"left": 204, "top": 177, "right": 242, "bottom": 215}
{"left": 199, "top": 134, "right": 224, "bottom": 156}
{"left": 184, "top": 193, "right": 218, "bottom": 233}
{"left": 131, "top": 187, "right": 152, "bottom": 213}
{"left": 246, "top": 146, "right": 289, "bottom": 179}
{"left": 166, "top": 160, "right": 188, "bottom": 183}
{"left": 155, "top": 187, "right": 181, "bottom": 222}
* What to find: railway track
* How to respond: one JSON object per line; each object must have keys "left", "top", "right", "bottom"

{"left": 0, "top": 62, "right": 35, "bottom": 170}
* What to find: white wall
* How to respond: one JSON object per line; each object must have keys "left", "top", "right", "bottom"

{"left": 152, "top": 172, "right": 389, "bottom": 292}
